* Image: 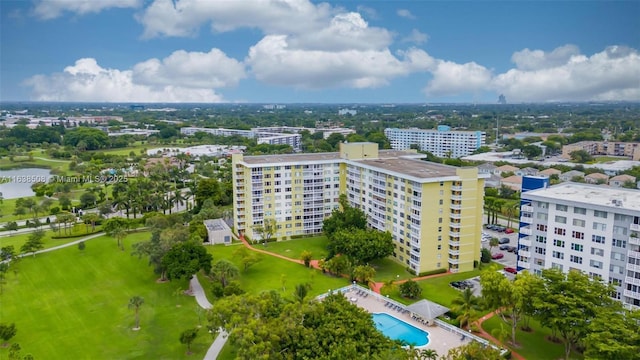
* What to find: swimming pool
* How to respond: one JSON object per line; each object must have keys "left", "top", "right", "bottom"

{"left": 372, "top": 313, "right": 430, "bottom": 346}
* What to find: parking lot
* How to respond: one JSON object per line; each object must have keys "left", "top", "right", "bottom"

{"left": 481, "top": 225, "right": 519, "bottom": 269}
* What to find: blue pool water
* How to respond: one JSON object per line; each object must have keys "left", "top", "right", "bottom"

{"left": 372, "top": 313, "right": 430, "bottom": 346}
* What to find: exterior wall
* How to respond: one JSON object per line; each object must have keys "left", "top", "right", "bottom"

{"left": 562, "top": 141, "right": 640, "bottom": 160}
{"left": 339, "top": 142, "right": 379, "bottom": 160}
{"left": 519, "top": 182, "right": 640, "bottom": 309}
{"left": 384, "top": 127, "right": 486, "bottom": 158}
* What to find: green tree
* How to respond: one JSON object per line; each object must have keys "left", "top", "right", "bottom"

{"left": 20, "top": 230, "right": 45, "bottom": 256}
{"left": 0, "top": 246, "right": 16, "bottom": 262}
{"left": 0, "top": 323, "right": 17, "bottom": 346}
{"left": 209, "top": 259, "right": 239, "bottom": 288}
{"left": 322, "top": 194, "right": 367, "bottom": 244}
{"left": 253, "top": 218, "right": 277, "bottom": 245}
{"left": 128, "top": 296, "right": 144, "bottom": 330}
{"left": 480, "top": 265, "right": 525, "bottom": 345}
{"left": 162, "top": 242, "right": 213, "bottom": 285}
{"left": 103, "top": 217, "right": 129, "bottom": 250}
{"left": 232, "top": 246, "right": 261, "bottom": 271}
{"left": 522, "top": 144, "right": 542, "bottom": 159}
{"left": 399, "top": 280, "right": 422, "bottom": 299}
{"left": 293, "top": 283, "right": 311, "bottom": 303}
{"left": 300, "top": 250, "right": 313, "bottom": 267}
{"left": 3, "top": 221, "right": 18, "bottom": 232}
{"left": 352, "top": 264, "right": 376, "bottom": 285}
{"left": 480, "top": 248, "right": 491, "bottom": 263}
{"left": 584, "top": 306, "right": 640, "bottom": 360}
{"left": 445, "top": 341, "right": 502, "bottom": 360}
{"left": 179, "top": 328, "right": 199, "bottom": 355}
{"left": 324, "top": 255, "right": 352, "bottom": 277}
{"left": 489, "top": 237, "right": 499, "bottom": 253}
{"left": 451, "top": 288, "right": 481, "bottom": 329}
{"left": 329, "top": 228, "right": 394, "bottom": 265}
{"left": 535, "top": 268, "right": 615, "bottom": 360}
{"left": 569, "top": 149, "right": 593, "bottom": 163}
{"left": 78, "top": 241, "right": 86, "bottom": 252}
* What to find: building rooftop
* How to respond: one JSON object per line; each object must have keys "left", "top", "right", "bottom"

{"left": 523, "top": 182, "right": 640, "bottom": 212}
{"left": 240, "top": 149, "right": 423, "bottom": 165}
{"left": 204, "top": 219, "right": 230, "bottom": 231}
{"left": 357, "top": 158, "right": 458, "bottom": 179}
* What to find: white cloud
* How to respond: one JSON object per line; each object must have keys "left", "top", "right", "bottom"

{"left": 511, "top": 44, "right": 580, "bottom": 70}
{"left": 132, "top": 48, "right": 246, "bottom": 88}
{"left": 396, "top": 9, "right": 416, "bottom": 19}
{"left": 23, "top": 51, "right": 248, "bottom": 102}
{"left": 138, "top": 0, "right": 335, "bottom": 38}
{"left": 356, "top": 5, "right": 377, "bottom": 20}
{"left": 424, "top": 61, "right": 493, "bottom": 97}
{"left": 246, "top": 35, "right": 433, "bottom": 89}
{"left": 287, "top": 12, "right": 393, "bottom": 51}
{"left": 493, "top": 45, "right": 640, "bottom": 102}
{"left": 402, "top": 29, "right": 429, "bottom": 45}
{"left": 33, "top": 0, "right": 141, "bottom": 19}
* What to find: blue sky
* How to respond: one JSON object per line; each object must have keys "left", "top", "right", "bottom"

{"left": 1, "top": 0, "right": 639, "bottom": 103}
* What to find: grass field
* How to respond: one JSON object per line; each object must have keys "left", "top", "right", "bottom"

{"left": 369, "top": 258, "right": 414, "bottom": 282}
{"left": 0, "top": 226, "right": 102, "bottom": 251}
{"left": 481, "top": 315, "right": 583, "bottom": 360}
{"left": 0, "top": 232, "right": 212, "bottom": 360}
{"left": 261, "top": 236, "right": 329, "bottom": 260}
{"left": 385, "top": 269, "right": 482, "bottom": 307}
{"left": 202, "top": 243, "right": 349, "bottom": 298}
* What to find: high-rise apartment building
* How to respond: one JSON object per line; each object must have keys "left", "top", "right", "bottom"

{"left": 233, "top": 142, "right": 486, "bottom": 274}
{"left": 384, "top": 126, "right": 486, "bottom": 158}
{"left": 518, "top": 180, "right": 640, "bottom": 309}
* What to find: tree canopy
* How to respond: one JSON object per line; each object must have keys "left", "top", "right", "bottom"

{"left": 162, "top": 242, "right": 213, "bottom": 281}
{"left": 322, "top": 195, "right": 367, "bottom": 243}
{"left": 328, "top": 227, "right": 394, "bottom": 265}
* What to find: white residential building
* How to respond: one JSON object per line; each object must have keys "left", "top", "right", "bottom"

{"left": 518, "top": 182, "right": 640, "bottom": 309}
{"left": 384, "top": 126, "right": 486, "bottom": 158}
{"left": 180, "top": 127, "right": 301, "bottom": 151}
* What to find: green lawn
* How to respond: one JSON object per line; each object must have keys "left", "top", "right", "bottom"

{"left": 369, "top": 258, "right": 414, "bottom": 282}
{"left": 0, "top": 232, "right": 212, "bottom": 360}
{"left": 261, "top": 236, "right": 329, "bottom": 260}
{"left": 481, "top": 315, "right": 583, "bottom": 360}
{"left": 202, "top": 243, "right": 349, "bottom": 298}
{"left": 385, "top": 270, "right": 482, "bottom": 307}
{"left": 0, "top": 227, "right": 103, "bottom": 251}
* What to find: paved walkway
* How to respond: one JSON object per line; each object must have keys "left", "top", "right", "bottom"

{"left": 190, "top": 275, "right": 228, "bottom": 360}
{"left": 474, "top": 311, "right": 526, "bottom": 360}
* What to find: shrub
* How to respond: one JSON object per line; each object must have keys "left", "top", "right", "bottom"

{"left": 399, "top": 280, "right": 422, "bottom": 299}
{"left": 417, "top": 268, "right": 447, "bottom": 277}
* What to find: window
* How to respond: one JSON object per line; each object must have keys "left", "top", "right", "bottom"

{"left": 572, "top": 219, "right": 585, "bottom": 227}
{"left": 570, "top": 255, "right": 582, "bottom": 264}
{"left": 554, "top": 227, "right": 566, "bottom": 236}
{"left": 437, "top": 245, "right": 442, "bottom": 250}
{"left": 537, "top": 213, "right": 548, "bottom": 220}
{"left": 593, "top": 210, "right": 608, "bottom": 219}
{"left": 536, "top": 235, "right": 547, "bottom": 244}
{"left": 609, "top": 265, "right": 624, "bottom": 274}
{"left": 592, "top": 235, "right": 606, "bottom": 244}
{"left": 538, "top": 202, "right": 549, "bottom": 209}
{"left": 591, "top": 248, "right": 604, "bottom": 256}
{"left": 589, "top": 272, "right": 602, "bottom": 280}
{"left": 572, "top": 231, "right": 584, "bottom": 240}
{"left": 536, "top": 224, "right": 548, "bottom": 232}
{"left": 613, "top": 239, "right": 627, "bottom": 248}
{"left": 611, "top": 252, "right": 625, "bottom": 261}
{"left": 555, "top": 216, "right": 567, "bottom": 224}
{"left": 593, "top": 222, "right": 606, "bottom": 231}
{"left": 590, "top": 260, "right": 603, "bottom": 269}
{"left": 613, "top": 226, "right": 627, "bottom": 236}
{"left": 552, "top": 251, "right": 564, "bottom": 259}
{"left": 552, "top": 263, "right": 563, "bottom": 271}
{"left": 614, "top": 214, "right": 629, "bottom": 221}
{"left": 535, "top": 247, "right": 546, "bottom": 255}
{"left": 571, "top": 243, "right": 583, "bottom": 252}
{"left": 553, "top": 239, "right": 565, "bottom": 248}
{"left": 556, "top": 204, "right": 568, "bottom": 212}
{"left": 573, "top": 207, "right": 586, "bottom": 215}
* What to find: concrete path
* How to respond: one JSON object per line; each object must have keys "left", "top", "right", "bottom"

{"left": 190, "top": 275, "right": 228, "bottom": 360}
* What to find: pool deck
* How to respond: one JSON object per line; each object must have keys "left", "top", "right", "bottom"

{"left": 340, "top": 287, "right": 472, "bottom": 356}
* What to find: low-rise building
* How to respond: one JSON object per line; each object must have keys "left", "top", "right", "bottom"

{"left": 562, "top": 141, "right": 640, "bottom": 161}
{"left": 609, "top": 174, "right": 637, "bottom": 188}
{"left": 585, "top": 172, "right": 609, "bottom": 184}
{"left": 559, "top": 170, "right": 585, "bottom": 182}
{"left": 204, "top": 219, "right": 233, "bottom": 245}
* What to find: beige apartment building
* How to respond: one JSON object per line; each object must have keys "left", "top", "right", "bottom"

{"left": 562, "top": 141, "right": 640, "bottom": 160}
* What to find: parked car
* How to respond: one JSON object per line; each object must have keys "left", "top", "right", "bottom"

{"left": 491, "top": 253, "right": 504, "bottom": 260}
{"left": 505, "top": 228, "right": 515, "bottom": 234}
{"left": 499, "top": 244, "right": 510, "bottom": 250}
{"left": 495, "top": 226, "right": 506, "bottom": 232}
{"left": 507, "top": 246, "right": 517, "bottom": 253}
{"left": 498, "top": 237, "right": 510, "bottom": 244}
{"left": 504, "top": 267, "right": 517, "bottom": 274}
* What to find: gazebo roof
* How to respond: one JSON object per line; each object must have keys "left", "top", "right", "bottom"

{"left": 406, "top": 299, "right": 449, "bottom": 320}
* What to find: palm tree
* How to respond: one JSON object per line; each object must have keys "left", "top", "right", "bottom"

{"left": 505, "top": 203, "right": 518, "bottom": 229}
{"left": 489, "top": 237, "right": 499, "bottom": 253}
{"left": 293, "top": 283, "right": 311, "bottom": 303}
{"left": 484, "top": 197, "right": 495, "bottom": 224}
{"left": 451, "top": 288, "right": 481, "bottom": 330}
{"left": 128, "top": 296, "right": 144, "bottom": 330}
{"left": 209, "top": 259, "right": 239, "bottom": 288}
{"left": 171, "top": 189, "right": 185, "bottom": 214}
{"left": 419, "top": 348, "right": 438, "bottom": 360}
{"left": 492, "top": 199, "right": 506, "bottom": 225}
{"left": 381, "top": 279, "right": 397, "bottom": 295}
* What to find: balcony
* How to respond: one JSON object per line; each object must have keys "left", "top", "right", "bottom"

{"left": 451, "top": 195, "right": 462, "bottom": 201}
{"left": 626, "top": 263, "right": 640, "bottom": 272}
{"left": 625, "top": 276, "right": 640, "bottom": 286}
{"left": 519, "top": 250, "right": 531, "bottom": 258}
{"left": 520, "top": 227, "right": 532, "bottom": 235}
{"left": 451, "top": 185, "right": 463, "bottom": 191}
{"left": 448, "top": 248, "right": 460, "bottom": 256}
{"left": 627, "top": 251, "right": 640, "bottom": 259}
{"left": 520, "top": 216, "right": 533, "bottom": 224}
{"left": 450, "top": 223, "right": 461, "bottom": 229}
{"left": 630, "top": 223, "right": 640, "bottom": 232}
{"left": 448, "top": 258, "right": 459, "bottom": 265}
{"left": 630, "top": 236, "right": 640, "bottom": 246}
{"left": 450, "top": 203, "right": 462, "bottom": 210}
{"left": 449, "top": 240, "right": 460, "bottom": 247}
{"left": 623, "top": 289, "right": 640, "bottom": 300}
{"left": 519, "top": 238, "right": 532, "bottom": 247}
{"left": 521, "top": 205, "right": 534, "bottom": 213}
{"left": 517, "top": 261, "right": 531, "bottom": 269}
{"left": 450, "top": 232, "right": 460, "bottom": 238}
{"left": 450, "top": 213, "right": 461, "bottom": 220}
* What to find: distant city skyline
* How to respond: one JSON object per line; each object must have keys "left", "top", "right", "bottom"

{"left": 1, "top": 0, "right": 639, "bottom": 103}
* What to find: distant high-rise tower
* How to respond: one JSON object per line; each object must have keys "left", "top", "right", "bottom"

{"left": 498, "top": 94, "right": 507, "bottom": 104}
